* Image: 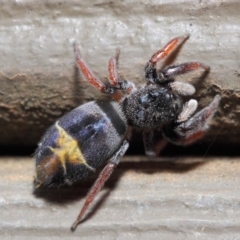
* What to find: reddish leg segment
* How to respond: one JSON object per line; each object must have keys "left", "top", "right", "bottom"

{"left": 71, "top": 162, "right": 116, "bottom": 231}
{"left": 74, "top": 42, "right": 115, "bottom": 94}
{"left": 150, "top": 35, "right": 189, "bottom": 65}
{"left": 108, "top": 48, "right": 120, "bottom": 87}
{"left": 74, "top": 43, "right": 136, "bottom": 101}
{"left": 107, "top": 48, "right": 125, "bottom": 101}
{"left": 108, "top": 48, "right": 136, "bottom": 100}
{"left": 71, "top": 140, "right": 129, "bottom": 231}
{"left": 145, "top": 35, "right": 189, "bottom": 83}
{"left": 162, "top": 62, "right": 210, "bottom": 79}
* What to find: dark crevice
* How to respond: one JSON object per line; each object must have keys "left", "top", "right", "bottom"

{"left": 0, "top": 141, "right": 239, "bottom": 157}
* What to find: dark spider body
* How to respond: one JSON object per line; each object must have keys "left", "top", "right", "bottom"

{"left": 34, "top": 35, "right": 221, "bottom": 231}
{"left": 35, "top": 101, "right": 127, "bottom": 187}
{"left": 123, "top": 84, "right": 183, "bottom": 128}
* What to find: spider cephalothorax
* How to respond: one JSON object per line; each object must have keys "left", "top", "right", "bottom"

{"left": 123, "top": 83, "right": 183, "bottom": 128}
{"left": 34, "top": 35, "right": 221, "bottom": 231}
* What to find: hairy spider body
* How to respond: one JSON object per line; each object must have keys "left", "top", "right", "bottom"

{"left": 34, "top": 35, "right": 221, "bottom": 231}
{"left": 123, "top": 84, "right": 183, "bottom": 128}
{"left": 34, "top": 101, "right": 127, "bottom": 187}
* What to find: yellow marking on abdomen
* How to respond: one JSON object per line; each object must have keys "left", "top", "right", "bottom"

{"left": 50, "top": 121, "right": 95, "bottom": 172}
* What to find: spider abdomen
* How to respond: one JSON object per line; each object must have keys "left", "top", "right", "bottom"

{"left": 34, "top": 101, "right": 127, "bottom": 187}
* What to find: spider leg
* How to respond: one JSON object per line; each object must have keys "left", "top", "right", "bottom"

{"left": 145, "top": 35, "right": 189, "bottom": 83}
{"left": 160, "top": 61, "right": 210, "bottom": 87}
{"left": 162, "top": 61, "right": 210, "bottom": 78}
{"left": 74, "top": 42, "right": 115, "bottom": 94}
{"left": 143, "top": 131, "right": 168, "bottom": 156}
{"left": 165, "top": 62, "right": 210, "bottom": 95}
{"left": 150, "top": 35, "right": 189, "bottom": 65}
{"left": 143, "top": 131, "right": 155, "bottom": 156}
{"left": 71, "top": 140, "right": 129, "bottom": 231}
{"left": 108, "top": 48, "right": 120, "bottom": 87}
{"left": 108, "top": 48, "right": 136, "bottom": 101}
{"left": 162, "top": 95, "right": 221, "bottom": 146}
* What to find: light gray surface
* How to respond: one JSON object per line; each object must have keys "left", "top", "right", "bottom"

{"left": 0, "top": 1, "right": 239, "bottom": 75}
{"left": 0, "top": 0, "right": 239, "bottom": 145}
{"left": 1, "top": 157, "right": 240, "bottom": 239}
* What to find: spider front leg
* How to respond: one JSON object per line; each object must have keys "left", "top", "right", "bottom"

{"left": 108, "top": 48, "right": 121, "bottom": 87}
{"left": 159, "top": 61, "right": 210, "bottom": 96}
{"left": 162, "top": 62, "right": 210, "bottom": 79}
{"left": 74, "top": 42, "right": 135, "bottom": 101}
{"left": 74, "top": 42, "right": 115, "bottom": 94}
{"left": 145, "top": 35, "right": 189, "bottom": 83}
{"left": 162, "top": 95, "right": 221, "bottom": 146}
{"left": 71, "top": 140, "right": 129, "bottom": 231}
{"left": 163, "top": 62, "right": 210, "bottom": 96}
{"left": 108, "top": 49, "right": 136, "bottom": 101}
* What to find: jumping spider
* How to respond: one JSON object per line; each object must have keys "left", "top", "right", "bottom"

{"left": 34, "top": 35, "right": 221, "bottom": 231}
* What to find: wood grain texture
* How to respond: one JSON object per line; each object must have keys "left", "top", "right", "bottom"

{"left": 1, "top": 156, "right": 240, "bottom": 239}
{"left": 0, "top": 1, "right": 239, "bottom": 146}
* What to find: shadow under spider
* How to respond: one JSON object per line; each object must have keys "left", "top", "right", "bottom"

{"left": 33, "top": 159, "right": 206, "bottom": 204}
{"left": 32, "top": 159, "right": 206, "bottom": 224}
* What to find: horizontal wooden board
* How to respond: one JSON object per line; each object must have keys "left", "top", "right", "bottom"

{"left": 1, "top": 156, "right": 240, "bottom": 239}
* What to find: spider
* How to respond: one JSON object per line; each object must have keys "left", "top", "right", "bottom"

{"left": 34, "top": 35, "right": 221, "bottom": 231}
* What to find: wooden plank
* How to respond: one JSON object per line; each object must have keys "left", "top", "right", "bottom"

{"left": 1, "top": 157, "right": 240, "bottom": 239}
{"left": 0, "top": 1, "right": 239, "bottom": 145}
